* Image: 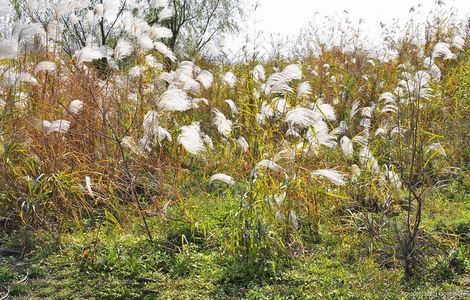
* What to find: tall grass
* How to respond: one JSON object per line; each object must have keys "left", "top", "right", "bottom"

{"left": 0, "top": 1, "right": 468, "bottom": 280}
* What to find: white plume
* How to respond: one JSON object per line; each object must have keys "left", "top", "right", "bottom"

{"left": 252, "top": 65, "right": 266, "bottom": 81}
{"left": 224, "top": 99, "right": 238, "bottom": 114}
{"left": 349, "top": 100, "right": 361, "bottom": 121}
{"left": 76, "top": 46, "right": 105, "bottom": 64}
{"left": 142, "top": 110, "right": 172, "bottom": 146}
{"left": 45, "top": 119, "right": 71, "bottom": 134}
{"left": 212, "top": 109, "right": 233, "bottom": 137}
{"left": 154, "top": 126, "right": 172, "bottom": 144}
{"left": 314, "top": 101, "right": 336, "bottom": 121}
{"left": 340, "top": 136, "right": 353, "bottom": 158}
{"left": 451, "top": 36, "right": 464, "bottom": 50}
{"left": 282, "top": 64, "right": 302, "bottom": 81}
{"left": 85, "top": 176, "right": 94, "bottom": 197}
{"left": 431, "top": 42, "right": 456, "bottom": 60}
{"left": 264, "top": 72, "right": 293, "bottom": 95}
{"left": 35, "top": 61, "right": 56, "bottom": 73}
{"left": 252, "top": 159, "right": 284, "bottom": 175}
{"left": 145, "top": 54, "right": 163, "bottom": 69}
{"left": 359, "top": 147, "right": 379, "bottom": 173}
{"left": 209, "top": 173, "right": 235, "bottom": 185}
{"left": 223, "top": 71, "right": 237, "bottom": 88}
{"left": 150, "top": 25, "right": 173, "bottom": 39}
{"left": 177, "top": 123, "right": 206, "bottom": 155}
{"left": 379, "top": 92, "right": 396, "bottom": 103}
{"left": 158, "top": 7, "right": 173, "bottom": 21}
{"left": 67, "top": 99, "right": 84, "bottom": 114}
{"left": 286, "top": 107, "right": 321, "bottom": 128}
{"left": 157, "top": 89, "right": 192, "bottom": 112}
{"left": 18, "top": 72, "right": 38, "bottom": 84}
{"left": 114, "top": 39, "right": 133, "bottom": 61}
{"left": 236, "top": 136, "right": 249, "bottom": 152}
{"left": 310, "top": 169, "right": 346, "bottom": 186}
{"left": 196, "top": 70, "right": 213, "bottom": 90}
{"left": 154, "top": 41, "right": 176, "bottom": 61}
{"left": 257, "top": 101, "right": 274, "bottom": 124}
{"left": 202, "top": 132, "right": 214, "bottom": 150}
{"left": 128, "top": 65, "right": 144, "bottom": 78}
{"left": 296, "top": 82, "right": 312, "bottom": 98}
{"left": 306, "top": 120, "right": 337, "bottom": 149}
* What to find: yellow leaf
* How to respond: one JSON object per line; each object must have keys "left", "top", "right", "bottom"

{"left": 322, "top": 191, "right": 349, "bottom": 199}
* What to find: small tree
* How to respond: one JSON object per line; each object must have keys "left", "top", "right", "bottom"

{"left": 149, "top": 0, "right": 244, "bottom": 57}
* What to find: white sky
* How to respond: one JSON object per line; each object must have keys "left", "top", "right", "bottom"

{"left": 222, "top": 0, "right": 469, "bottom": 59}
{"left": 253, "top": 0, "right": 468, "bottom": 34}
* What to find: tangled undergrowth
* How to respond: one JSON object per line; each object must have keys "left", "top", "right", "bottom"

{"left": 0, "top": 0, "right": 469, "bottom": 298}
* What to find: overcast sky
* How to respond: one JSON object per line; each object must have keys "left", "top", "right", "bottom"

{"left": 221, "top": 0, "right": 469, "bottom": 58}
{"left": 252, "top": 0, "right": 468, "bottom": 35}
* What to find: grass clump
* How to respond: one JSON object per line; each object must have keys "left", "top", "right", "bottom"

{"left": 0, "top": 1, "right": 469, "bottom": 298}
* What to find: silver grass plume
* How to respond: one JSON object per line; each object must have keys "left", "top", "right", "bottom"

{"left": 209, "top": 173, "right": 235, "bottom": 185}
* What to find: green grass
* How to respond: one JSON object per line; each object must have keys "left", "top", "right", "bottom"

{"left": 1, "top": 167, "right": 468, "bottom": 299}
{"left": 1, "top": 185, "right": 468, "bottom": 300}
{"left": 1, "top": 236, "right": 465, "bottom": 299}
